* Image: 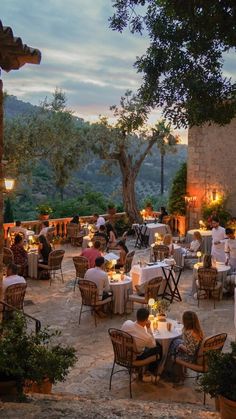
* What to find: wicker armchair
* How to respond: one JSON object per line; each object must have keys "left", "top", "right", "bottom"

{"left": 73, "top": 256, "right": 89, "bottom": 291}
{"left": 108, "top": 328, "right": 160, "bottom": 398}
{"left": 125, "top": 277, "right": 163, "bottom": 313}
{"left": 3, "top": 283, "right": 27, "bottom": 320}
{"left": 67, "top": 224, "right": 84, "bottom": 246}
{"left": 78, "top": 279, "right": 113, "bottom": 327}
{"left": 197, "top": 267, "right": 221, "bottom": 308}
{"left": 175, "top": 332, "right": 227, "bottom": 404}
{"left": 152, "top": 244, "right": 169, "bottom": 262}
{"left": 124, "top": 250, "right": 135, "bottom": 274}
{"left": 38, "top": 249, "right": 65, "bottom": 285}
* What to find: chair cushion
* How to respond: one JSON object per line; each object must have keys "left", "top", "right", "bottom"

{"left": 128, "top": 294, "right": 146, "bottom": 303}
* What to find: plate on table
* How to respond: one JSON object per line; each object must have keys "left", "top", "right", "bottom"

{"left": 147, "top": 262, "right": 155, "bottom": 266}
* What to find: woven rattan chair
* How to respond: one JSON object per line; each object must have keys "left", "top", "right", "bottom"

{"left": 125, "top": 277, "right": 163, "bottom": 313}
{"left": 197, "top": 267, "right": 221, "bottom": 309}
{"left": 67, "top": 224, "right": 83, "bottom": 246}
{"left": 3, "top": 283, "right": 27, "bottom": 320}
{"left": 124, "top": 250, "right": 135, "bottom": 274}
{"left": 73, "top": 256, "right": 89, "bottom": 291}
{"left": 175, "top": 333, "right": 227, "bottom": 404}
{"left": 3, "top": 247, "right": 14, "bottom": 266}
{"left": 108, "top": 328, "right": 160, "bottom": 398}
{"left": 38, "top": 249, "right": 65, "bottom": 285}
{"left": 153, "top": 244, "right": 169, "bottom": 262}
{"left": 78, "top": 279, "right": 113, "bottom": 327}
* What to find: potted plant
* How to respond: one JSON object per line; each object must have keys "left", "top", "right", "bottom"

{"left": 36, "top": 204, "right": 53, "bottom": 220}
{"left": 107, "top": 202, "right": 117, "bottom": 216}
{"left": 200, "top": 342, "right": 236, "bottom": 418}
{"left": 0, "top": 314, "right": 77, "bottom": 398}
{"left": 153, "top": 300, "right": 170, "bottom": 321}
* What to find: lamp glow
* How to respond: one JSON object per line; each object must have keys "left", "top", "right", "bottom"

{"left": 4, "top": 178, "right": 15, "bottom": 191}
{"left": 88, "top": 241, "right": 93, "bottom": 248}
{"left": 197, "top": 251, "right": 202, "bottom": 263}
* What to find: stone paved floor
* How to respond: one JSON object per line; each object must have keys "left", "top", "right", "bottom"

{"left": 23, "top": 241, "right": 235, "bottom": 407}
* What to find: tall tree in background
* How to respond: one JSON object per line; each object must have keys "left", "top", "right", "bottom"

{"left": 110, "top": 1, "right": 236, "bottom": 128}
{"left": 87, "top": 91, "right": 178, "bottom": 222}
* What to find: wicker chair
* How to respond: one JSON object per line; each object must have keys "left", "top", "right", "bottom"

{"left": 108, "top": 328, "right": 160, "bottom": 398}
{"left": 152, "top": 244, "right": 169, "bottom": 262}
{"left": 73, "top": 256, "right": 89, "bottom": 291}
{"left": 67, "top": 224, "right": 83, "bottom": 246}
{"left": 3, "top": 283, "right": 27, "bottom": 320}
{"left": 3, "top": 247, "right": 14, "bottom": 266}
{"left": 197, "top": 267, "right": 222, "bottom": 308}
{"left": 124, "top": 250, "right": 135, "bottom": 274}
{"left": 78, "top": 279, "right": 113, "bottom": 327}
{"left": 38, "top": 249, "right": 65, "bottom": 285}
{"left": 125, "top": 277, "right": 163, "bottom": 313}
{"left": 175, "top": 333, "right": 227, "bottom": 404}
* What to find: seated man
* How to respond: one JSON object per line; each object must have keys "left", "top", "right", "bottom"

{"left": 93, "top": 213, "right": 106, "bottom": 229}
{"left": 84, "top": 256, "right": 111, "bottom": 300}
{"left": 3, "top": 263, "right": 26, "bottom": 295}
{"left": 81, "top": 241, "right": 102, "bottom": 268}
{"left": 94, "top": 225, "right": 109, "bottom": 243}
{"left": 122, "top": 308, "right": 162, "bottom": 374}
{"left": 38, "top": 221, "right": 55, "bottom": 238}
{"left": 9, "top": 220, "right": 27, "bottom": 239}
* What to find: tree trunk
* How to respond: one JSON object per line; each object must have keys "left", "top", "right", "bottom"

{"left": 160, "top": 153, "right": 164, "bottom": 195}
{"left": 121, "top": 171, "right": 142, "bottom": 224}
{"left": 0, "top": 80, "right": 4, "bottom": 301}
{"left": 59, "top": 186, "right": 64, "bottom": 201}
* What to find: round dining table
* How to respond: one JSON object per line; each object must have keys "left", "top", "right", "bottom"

{"left": 153, "top": 318, "right": 183, "bottom": 376}
{"left": 109, "top": 274, "right": 132, "bottom": 314}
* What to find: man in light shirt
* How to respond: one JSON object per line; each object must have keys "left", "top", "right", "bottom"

{"left": 93, "top": 213, "right": 106, "bottom": 229}
{"left": 211, "top": 217, "right": 226, "bottom": 262}
{"left": 9, "top": 221, "right": 28, "bottom": 239}
{"left": 225, "top": 228, "right": 236, "bottom": 270}
{"left": 38, "top": 221, "right": 55, "bottom": 238}
{"left": 84, "top": 256, "right": 111, "bottom": 300}
{"left": 122, "top": 308, "right": 162, "bottom": 373}
{"left": 3, "top": 263, "right": 26, "bottom": 294}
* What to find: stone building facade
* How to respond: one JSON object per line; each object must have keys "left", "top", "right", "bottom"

{"left": 187, "top": 119, "right": 236, "bottom": 228}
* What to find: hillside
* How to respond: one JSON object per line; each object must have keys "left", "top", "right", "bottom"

{"left": 3, "top": 95, "right": 187, "bottom": 219}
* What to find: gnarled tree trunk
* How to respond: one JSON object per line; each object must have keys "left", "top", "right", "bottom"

{"left": 122, "top": 171, "right": 142, "bottom": 223}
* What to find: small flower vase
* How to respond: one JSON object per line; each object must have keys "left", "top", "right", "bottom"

{"left": 157, "top": 313, "right": 166, "bottom": 322}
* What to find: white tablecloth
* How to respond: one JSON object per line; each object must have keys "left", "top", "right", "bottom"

{"left": 192, "top": 262, "right": 231, "bottom": 295}
{"left": 142, "top": 223, "right": 170, "bottom": 245}
{"left": 28, "top": 252, "right": 38, "bottom": 279}
{"left": 109, "top": 275, "right": 132, "bottom": 314}
{"left": 153, "top": 318, "right": 183, "bottom": 375}
{"left": 130, "top": 262, "right": 168, "bottom": 287}
{"left": 186, "top": 229, "right": 212, "bottom": 253}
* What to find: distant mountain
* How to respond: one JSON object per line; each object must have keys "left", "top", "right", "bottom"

{"left": 4, "top": 95, "right": 39, "bottom": 119}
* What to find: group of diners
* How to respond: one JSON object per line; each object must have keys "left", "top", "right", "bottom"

{"left": 121, "top": 307, "right": 203, "bottom": 384}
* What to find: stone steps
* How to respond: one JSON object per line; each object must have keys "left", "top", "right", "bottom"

{"left": 0, "top": 393, "right": 220, "bottom": 418}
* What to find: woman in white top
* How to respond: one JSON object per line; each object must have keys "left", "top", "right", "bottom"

{"left": 187, "top": 231, "right": 202, "bottom": 256}
{"left": 225, "top": 228, "right": 236, "bottom": 270}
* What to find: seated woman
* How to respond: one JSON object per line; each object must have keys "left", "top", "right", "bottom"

{"left": 106, "top": 223, "right": 117, "bottom": 249}
{"left": 186, "top": 231, "right": 202, "bottom": 257}
{"left": 38, "top": 235, "right": 52, "bottom": 264}
{"left": 162, "top": 233, "right": 174, "bottom": 255}
{"left": 115, "top": 241, "right": 129, "bottom": 270}
{"left": 10, "top": 234, "right": 28, "bottom": 276}
{"left": 69, "top": 215, "right": 81, "bottom": 230}
{"left": 168, "top": 311, "right": 203, "bottom": 383}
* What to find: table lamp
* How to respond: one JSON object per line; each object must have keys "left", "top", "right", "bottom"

{"left": 88, "top": 241, "right": 93, "bottom": 248}
{"left": 197, "top": 251, "right": 202, "bottom": 264}
{"left": 148, "top": 298, "right": 155, "bottom": 315}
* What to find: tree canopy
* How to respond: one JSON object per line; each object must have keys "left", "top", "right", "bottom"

{"left": 110, "top": 1, "right": 236, "bottom": 128}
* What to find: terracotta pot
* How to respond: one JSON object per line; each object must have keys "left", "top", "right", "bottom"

{"left": 220, "top": 395, "right": 236, "bottom": 419}
{"left": 24, "top": 378, "right": 52, "bottom": 394}
{"left": 39, "top": 214, "right": 50, "bottom": 221}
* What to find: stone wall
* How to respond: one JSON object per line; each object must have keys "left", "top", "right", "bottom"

{"left": 187, "top": 119, "right": 236, "bottom": 228}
